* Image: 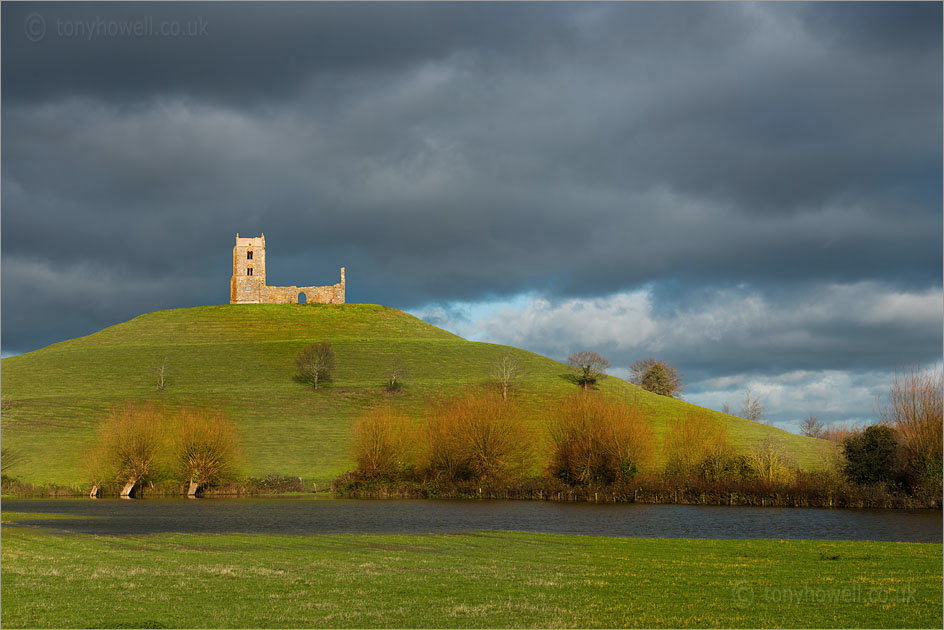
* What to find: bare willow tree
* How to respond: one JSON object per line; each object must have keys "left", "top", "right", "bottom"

{"left": 567, "top": 351, "right": 610, "bottom": 390}
{"left": 799, "top": 414, "right": 825, "bottom": 438}
{"left": 352, "top": 406, "right": 415, "bottom": 479}
{"left": 490, "top": 355, "right": 524, "bottom": 400}
{"left": 663, "top": 411, "right": 731, "bottom": 479}
{"left": 740, "top": 388, "right": 767, "bottom": 424}
{"left": 421, "top": 392, "right": 534, "bottom": 483}
{"left": 875, "top": 365, "right": 943, "bottom": 487}
{"left": 153, "top": 357, "right": 168, "bottom": 392}
{"left": 749, "top": 437, "right": 795, "bottom": 485}
{"left": 92, "top": 404, "right": 167, "bottom": 498}
{"left": 295, "top": 342, "right": 336, "bottom": 390}
{"left": 548, "top": 393, "right": 655, "bottom": 484}
{"left": 629, "top": 357, "right": 684, "bottom": 397}
{"left": 170, "top": 407, "right": 242, "bottom": 497}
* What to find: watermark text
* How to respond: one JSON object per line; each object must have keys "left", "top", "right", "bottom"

{"left": 25, "top": 13, "right": 208, "bottom": 42}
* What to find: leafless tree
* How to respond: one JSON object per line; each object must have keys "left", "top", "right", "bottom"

{"left": 663, "top": 411, "right": 730, "bottom": 479}
{"left": 169, "top": 407, "right": 242, "bottom": 497}
{"left": 91, "top": 404, "right": 166, "bottom": 498}
{"left": 295, "top": 342, "right": 336, "bottom": 390}
{"left": 490, "top": 355, "right": 524, "bottom": 400}
{"left": 749, "top": 437, "right": 795, "bottom": 485}
{"left": 153, "top": 357, "right": 168, "bottom": 392}
{"left": 548, "top": 393, "right": 654, "bottom": 484}
{"left": 567, "top": 351, "right": 610, "bottom": 390}
{"left": 422, "top": 392, "right": 534, "bottom": 483}
{"left": 800, "top": 414, "right": 825, "bottom": 438}
{"left": 740, "top": 388, "right": 767, "bottom": 424}
{"left": 386, "top": 358, "right": 408, "bottom": 393}
{"left": 629, "top": 357, "right": 684, "bottom": 397}
{"left": 352, "top": 406, "right": 415, "bottom": 479}
{"left": 721, "top": 404, "right": 732, "bottom": 415}
{"left": 875, "top": 365, "right": 942, "bottom": 486}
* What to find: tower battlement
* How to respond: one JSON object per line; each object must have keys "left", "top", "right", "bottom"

{"left": 229, "top": 233, "right": 345, "bottom": 305}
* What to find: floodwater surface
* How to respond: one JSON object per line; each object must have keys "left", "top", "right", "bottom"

{"left": 2, "top": 497, "right": 940, "bottom": 542}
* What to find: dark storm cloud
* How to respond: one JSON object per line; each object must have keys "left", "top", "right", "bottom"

{"left": 2, "top": 1, "right": 941, "bottom": 361}
{"left": 2, "top": 1, "right": 576, "bottom": 104}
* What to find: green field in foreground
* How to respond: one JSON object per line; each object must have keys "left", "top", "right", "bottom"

{"left": 1, "top": 516, "right": 940, "bottom": 629}
{"left": 1, "top": 304, "right": 828, "bottom": 486}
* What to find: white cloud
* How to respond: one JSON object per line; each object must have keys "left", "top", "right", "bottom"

{"left": 409, "top": 282, "right": 942, "bottom": 430}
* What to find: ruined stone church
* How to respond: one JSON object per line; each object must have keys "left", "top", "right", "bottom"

{"left": 229, "top": 234, "right": 345, "bottom": 304}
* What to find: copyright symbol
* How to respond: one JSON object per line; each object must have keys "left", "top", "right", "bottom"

{"left": 732, "top": 580, "right": 754, "bottom": 608}
{"left": 25, "top": 13, "right": 46, "bottom": 42}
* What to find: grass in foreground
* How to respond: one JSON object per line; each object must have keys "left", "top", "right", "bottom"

{"left": 1, "top": 519, "right": 940, "bottom": 628}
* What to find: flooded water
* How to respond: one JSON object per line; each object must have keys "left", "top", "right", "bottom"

{"left": 2, "top": 497, "right": 940, "bottom": 542}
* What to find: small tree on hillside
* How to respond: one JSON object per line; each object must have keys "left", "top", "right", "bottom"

{"left": 295, "top": 342, "right": 336, "bottom": 390}
{"left": 800, "top": 414, "right": 825, "bottom": 438}
{"left": 386, "top": 358, "right": 408, "bottom": 393}
{"left": 489, "top": 355, "right": 524, "bottom": 401}
{"left": 567, "top": 351, "right": 609, "bottom": 390}
{"left": 630, "top": 357, "right": 683, "bottom": 397}
{"left": 740, "top": 389, "right": 767, "bottom": 424}
{"left": 153, "top": 357, "right": 168, "bottom": 392}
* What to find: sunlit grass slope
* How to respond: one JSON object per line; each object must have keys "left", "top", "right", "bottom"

{"left": 1, "top": 304, "right": 826, "bottom": 485}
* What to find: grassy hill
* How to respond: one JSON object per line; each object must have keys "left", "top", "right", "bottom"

{"left": 1, "top": 304, "right": 827, "bottom": 486}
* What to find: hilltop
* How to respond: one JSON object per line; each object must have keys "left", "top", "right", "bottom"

{"left": 0, "top": 304, "right": 826, "bottom": 486}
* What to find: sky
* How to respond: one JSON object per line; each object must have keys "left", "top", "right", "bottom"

{"left": 2, "top": 1, "right": 941, "bottom": 432}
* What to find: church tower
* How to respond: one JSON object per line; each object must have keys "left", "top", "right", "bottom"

{"left": 230, "top": 233, "right": 267, "bottom": 304}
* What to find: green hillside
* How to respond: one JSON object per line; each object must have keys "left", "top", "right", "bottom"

{"left": 1, "top": 304, "right": 827, "bottom": 486}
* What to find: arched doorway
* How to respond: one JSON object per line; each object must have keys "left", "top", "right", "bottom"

{"left": 298, "top": 292, "right": 307, "bottom": 304}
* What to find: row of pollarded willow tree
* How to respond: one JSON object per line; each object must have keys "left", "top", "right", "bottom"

{"left": 342, "top": 364, "right": 943, "bottom": 506}
{"left": 85, "top": 405, "right": 242, "bottom": 498}
{"left": 346, "top": 390, "right": 800, "bottom": 489}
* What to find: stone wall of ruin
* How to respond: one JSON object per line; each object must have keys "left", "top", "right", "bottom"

{"left": 261, "top": 280, "right": 345, "bottom": 305}
{"left": 230, "top": 233, "right": 345, "bottom": 305}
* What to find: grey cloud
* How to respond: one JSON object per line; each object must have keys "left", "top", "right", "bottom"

{"left": 429, "top": 283, "right": 943, "bottom": 378}
{"left": 2, "top": 1, "right": 941, "bottom": 357}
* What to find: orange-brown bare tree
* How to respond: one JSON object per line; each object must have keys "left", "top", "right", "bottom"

{"left": 352, "top": 406, "right": 415, "bottom": 479}
{"left": 421, "top": 391, "right": 534, "bottom": 483}
{"left": 749, "top": 437, "right": 796, "bottom": 486}
{"left": 548, "top": 393, "right": 654, "bottom": 484}
{"left": 92, "top": 403, "right": 167, "bottom": 498}
{"left": 169, "top": 407, "right": 242, "bottom": 496}
{"left": 663, "top": 410, "right": 731, "bottom": 479}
